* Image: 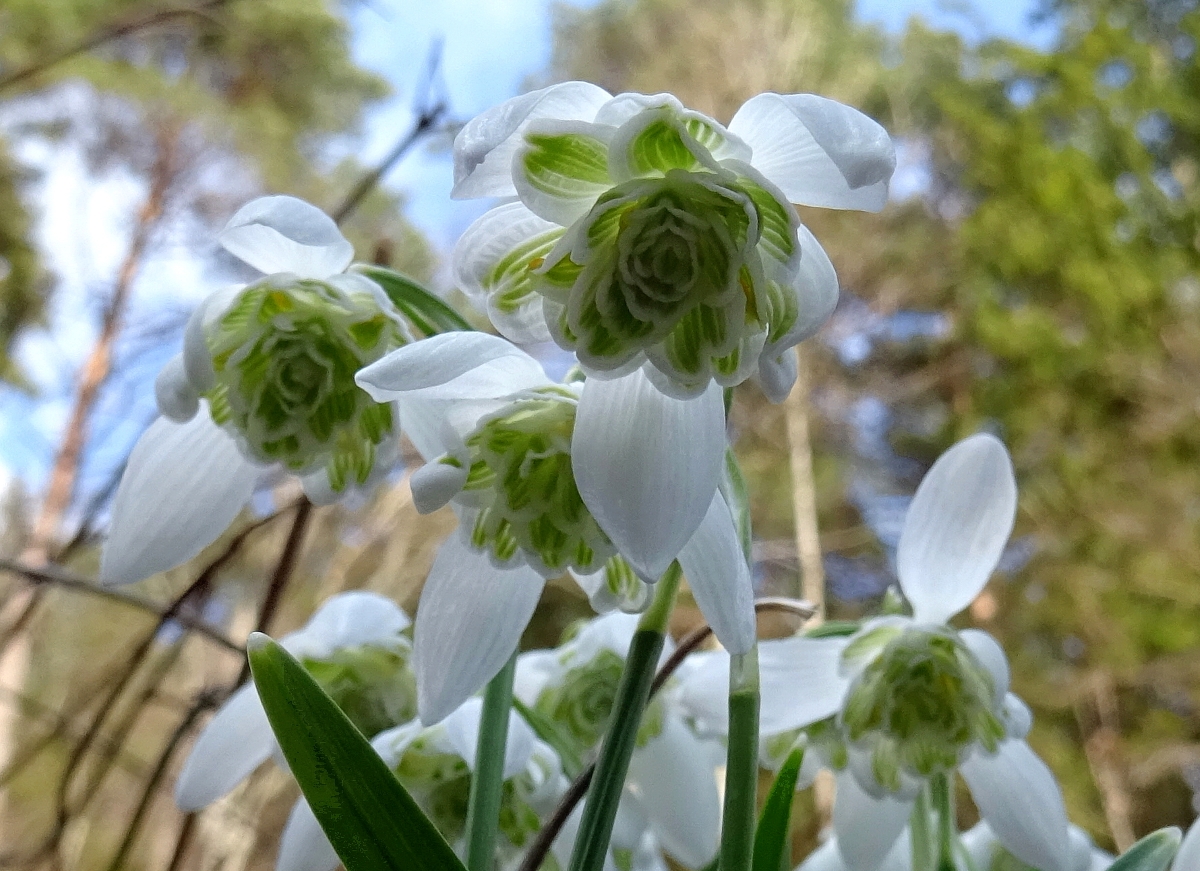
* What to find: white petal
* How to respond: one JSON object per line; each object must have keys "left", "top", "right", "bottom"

{"left": 410, "top": 459, "right": 469, "bottom": 514}
{"left": 413, "top": 535, "right": 545, "bottom": 724}
{"left": 356, "top": 331, "right": 549, "bottom": 400}
{"left": 1175, "top": 819, "right": 1200, "bottom": 871}
{"left": 219, "top": 196, "right": 352, "bottom": 279}
{"left": 832, "top": 770, "right": 913, "bottom": 871}
{"left": 299, "top": 468, "right": 339, "bottom": 506}
{"left": 277, "top": 798, "right": 341, "bottom": 871}
{"left": 452, "top": 202, "right": 561, "bottom": 343}
{"left": 453, "top": 82, "right": 612, "bottom": 199}
{"left": 756, "top": 350, "right": 798, "bottom": 404}
{"left": 174, "top": 682, "right": 274, "bottom": 810}
{"left": 441, "top": 697, "right": 537, "bottom": 779}
{"left": 766, "top": 225, "right": 839, "bottom": 359}
{"left": 897, "top": 433, "right": 1017, "bottom": 623}
{"left": 573, "top": 371, "right": 726, "bottom": 580}
{"left": 730, "top": 94, "right": 896, "bottom": 211}
{"left": 961, "top": 739, "right": 1070, "bottom": 871}
{"left": 182, "top": 286, "right": 237, "bottom": 392}
{"left": 959, "top": 628, "right": 1010, "bottom": 703}
{"left": 154, "top": 354, "right": 199, "bottom": 422}
{"left": 676, "top": 494, "right": 756, "bottom": 655}
{"left": 100, "top": 408, "right": 259, "bottom": 585}
{"left": 284, "top": 590, "right": 410, "bottom": 660}
{"left": 629, "top": 716, "right": 721, "bottom": 868}
{"left": 1002, "top": 693, "right": 1033, "bottom": 740}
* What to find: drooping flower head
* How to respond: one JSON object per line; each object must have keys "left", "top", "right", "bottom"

{"left": 175, "top": 591, "right": 414, "bottom": 811}
{"left": 451, "top": 83, "right": 895, "bottom": 399}
{"left": 680, "top": 435, "right": 1074, "bottom": 871}
{"left": 165, "top": 196, "right": 410, "bottom": 497}
{"left": 356, "top": 332, "right": 754, "bottom": 724}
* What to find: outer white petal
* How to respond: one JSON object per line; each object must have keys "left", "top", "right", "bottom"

{"left": 452, "top": 82, "right": 612, "bottom": 199}
{"left": 219, "top": 196, "right": 352, "bottom": 279}
{"left": 411, "top": 460, "right": 469, "bottom": 514}
{"left": 765, "top": 225, "right": 839, "bottom": 359}
{"left": 174, "top": 682, "right": 274, "bottom": 810}
{"left": 677, "top": 636, "right": 849, "bottom": 736}
{"left": 961, "top": 739, "right": 1070, "bottom": 871}
{"left": 729, "top": 94, "right": 896, "bottom": 211}
{"left": 284, "top": 590, "right": 410, "bottom": 660}
{"left": 182, "top": 286, "right": 238, "bottom": 392}
{"left": 277, "top": 798, "right": 341, "bottom": 871}
{"left": 676, "top": 494, "right": 756, "bottom": 655}
{"left": 441, "top": 697, "right": 537, "bottom": 779}
{"left": 154, "top": 354, "right": 199, "bottom": 422}
{"left": 452, "top": 202, "right": 561, "bottom": 343}
{"left": 629, "top": 715, "right": 721, "bottom": 868}
{"left": 100, "top": 407, "right": 259, "bottom": 585}
{"left": 1174, "top": 819, "right": 1200, "bottom": 871}
{"left": 414, "top": 535, "right": 545, "bottom": 724}
{"left": 357, "top": 332, "right": 548, "bottom": 400}
{"left": 799, "top": 831, "right": 912, "bottom": 871}
{"left": 959, "top": 627, "right": 1010, "bottom": 703}
{"left": 573, "top": 371, "right": 726, "bottom": 581}
{"left": 897, "top": 433, "right": 1017, "bottom": 623}
{"left": 832, "top": 770, "right": 913, "bottom": 871}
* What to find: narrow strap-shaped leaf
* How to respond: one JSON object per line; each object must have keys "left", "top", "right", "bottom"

{"left": 355, "top": 264, "right": 473, "bottom": 336}
{"left": 247, "top": 633, "right": 468, "bottom": 871}
{"left": 752, "top": 746, "right": 805, "bottom": 871}
{"left": 1103, "top": 828, "right": 1182, "bottom": 871}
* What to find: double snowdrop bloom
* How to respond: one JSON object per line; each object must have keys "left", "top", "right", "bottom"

{"left": 681, "top": 435, "right": 1073, "bottom": 871}
{"left": 797, "top": 821, "right": 1114, "bottom": 871}
{"left": 450, "top": 81, "right": 894, "bottom": 401}
{"left": 101, "top": 196, "right": 407, "bottom": 584}
{"left": 516, "top": 613, "right": 724, "bottom": 870}
{"left": 175, "top": 592, "right": 415, "bottom": 811}
{"left": 356, "top": 332, "right": 754, "bottom": 723}
{"left": 277, "top": 698, "right": 567, "bottom": 871}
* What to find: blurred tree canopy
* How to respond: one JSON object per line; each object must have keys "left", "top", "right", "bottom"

{"left": 554, "top": 0, "right": 1200, "bottom": 846}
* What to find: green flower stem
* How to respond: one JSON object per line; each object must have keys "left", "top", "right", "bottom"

{"left": 464, "top": 653, "right": 517, "bottom": 871}
{"left": 930, "top": 772, "right": 958, "bottom": 871}
{"left": 721, "top": 645, "right": 761, "bottom": 871}
{"left": 910, "top": 785, "right": 936, "bottom": 871}
{"left": 566, "top": 563, "right": 682, "bottom": 871}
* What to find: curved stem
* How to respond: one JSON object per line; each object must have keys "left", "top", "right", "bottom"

{"left": 465, "top": 654, "right": 517, "bottom": 871}
{"left": 566, "top": 564, "right": 682, "bottom": 871}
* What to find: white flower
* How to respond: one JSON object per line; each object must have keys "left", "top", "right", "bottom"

{"left": 680, "top": 434, "right": 1073, "bottom": 871}
{"left": 356, "top": 332, "right": 755, "bottom": 724}
{"left": 796, "top": 821, "right": 1114, "bottom": 871}
{"left": 174, "top": 591, "right": 414, "bottom": 811}
{"left": 1174, "top": 819, "right": 1200, "bottom": 871}
{"left": 276, "top": 697, "right": 568, "bottom": 871}
{"left": 450, "top": 82, "right": 894, "bottom": 401}
{"left": 516, "top": 613, "right": 724, "bottom": 869}
{"left": 100, "top": 196, "right": 408, "bottom": 585}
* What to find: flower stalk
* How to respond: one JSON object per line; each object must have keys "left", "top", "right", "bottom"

{"left": 464, "top": 653, "right": 517, "bottom": 871}
{"left": 720, "top": 644, "right": 761, "bottom": 871}
{"left": 566, "top": 564, "right": 682, "bottom": 871}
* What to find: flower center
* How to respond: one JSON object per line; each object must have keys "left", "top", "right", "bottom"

{"left": 204, "top": 276, "right": 405, "bottom": 491}
{"left": 840, "top": 626, "right": 1005, "bottom": 791}
{"left": 460, "top": 386, "right": 614, "bottom": 575}
{"left": 303, "top": 643, "right": 416, "bottom": 739}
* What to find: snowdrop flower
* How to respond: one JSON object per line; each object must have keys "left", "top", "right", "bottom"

{"left": 516, "top": 612, "right": 724, "bottom": 869}
{"left": 681, "top": 435, "right": 1073, "bottom": 871}
{"left": 356, "top": 332, "right": 754, "bottom": 723}
{"left": 101, "top": 196, "right": 408, "bottom": 584}
{"left": 175, "top": 591, "right": 415, "bottom": 811}
{"left": 1173, "top": 819, "right": 1200, "bottom": 871}
{"left": 276, "top": 697, "right": 568, "bottom": 871}
{"left": 797, "top": 821, "right": 1113, "bottom": 871}
{"left": 450, "top": 81, "right": 894, "bottom": 401}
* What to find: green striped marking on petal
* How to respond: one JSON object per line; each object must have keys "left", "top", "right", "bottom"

{"left": 522, "top": 131, "right": 612, "bottom": 200}
{"left": 740, "top": 177, "right": 796, "bottom": 267}
{"left": 483, "top": 229, "right": 565, "bottom": 315}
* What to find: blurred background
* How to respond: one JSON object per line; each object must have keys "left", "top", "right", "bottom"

{"left": 0, "top": 0, "right": 1198, "bottom": 868}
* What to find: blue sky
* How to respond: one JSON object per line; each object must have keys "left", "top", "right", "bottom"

{"left": 0, "top": 0, "right": 1051, "bottom": 496}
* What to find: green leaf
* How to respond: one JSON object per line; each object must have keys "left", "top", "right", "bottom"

{"left": 355, "top": 265, "right": 473, "bottom": 337}
{"left": 1099, "top": 828, "right": 1181, "bottom": 871}
{"left": 247, "top": 633, "right": 468, "bottom": 871}
{"left": 753, "top": 746, "right": 805, "bottom": 871}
